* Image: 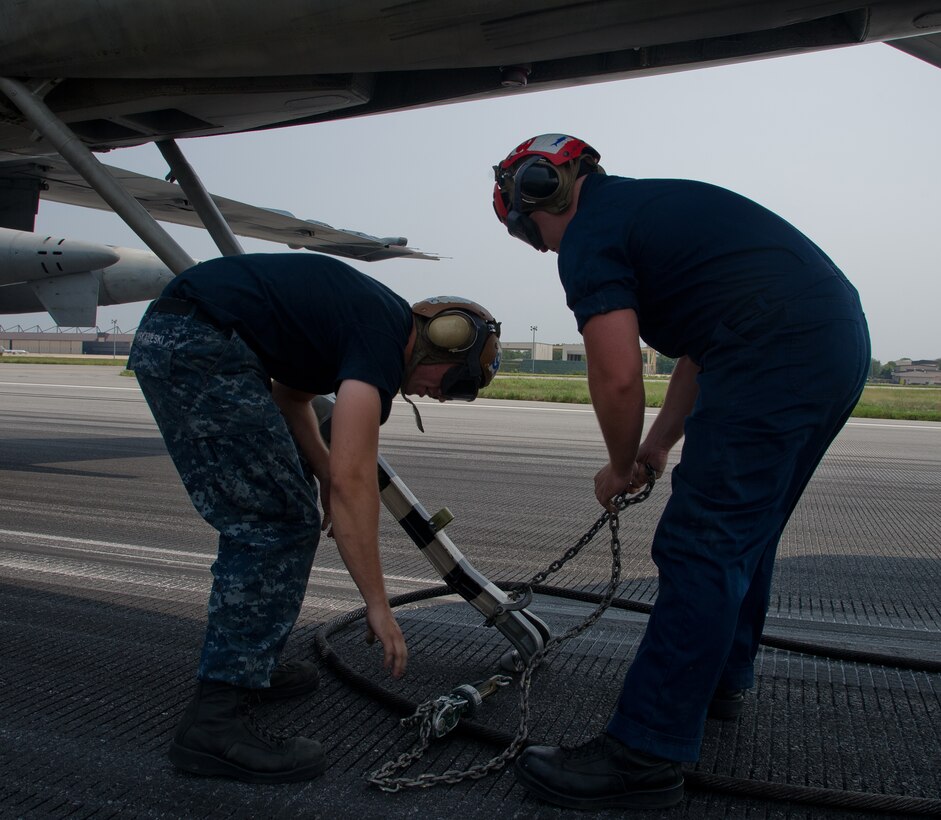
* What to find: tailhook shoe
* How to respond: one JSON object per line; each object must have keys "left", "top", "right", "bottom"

{"left": 707, "top": 688, "right": 745, "bottom": 721}
{"left": 515, "top": 733, "right": 684, "bottom": 810}
{"left": 256, "top": 659, "right": 320, "bottom": 702}
{"left": 168, "top": 680, "right": 325, "bottom": 783}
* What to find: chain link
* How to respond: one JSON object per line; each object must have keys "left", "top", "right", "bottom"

{"left": 514, "top": 468, "right": 654, "bottom": 593}
{"left": 367, "top": 469, "right": 656, "bottom": 791}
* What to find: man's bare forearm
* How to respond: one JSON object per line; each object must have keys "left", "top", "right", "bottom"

{"left": 644, "top": 355, "right": 700, "bottom": 452}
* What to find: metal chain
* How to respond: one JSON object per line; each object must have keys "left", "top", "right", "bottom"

{"left": 515, "top": 467, "right": 655, "bottom": 593}
{"left": 367, "top": 471, "right": 656, "bottom": 792}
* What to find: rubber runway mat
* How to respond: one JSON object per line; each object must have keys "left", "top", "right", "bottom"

{"left": 3, "top": 577, "right": 938, "bottom": 819}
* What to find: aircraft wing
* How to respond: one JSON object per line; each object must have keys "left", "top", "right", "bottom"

{"left": 0, "top": 156, "right": 437, "bottom": 262}
{"left": 889, "top": 32, "right": 941, "bottom": 69}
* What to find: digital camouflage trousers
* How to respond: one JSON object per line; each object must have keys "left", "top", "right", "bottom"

{"left": 129, "top": 308, "right": 320, "bottom": 688}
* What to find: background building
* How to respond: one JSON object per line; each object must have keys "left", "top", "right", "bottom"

{"left": 892, "top": 358, "right": 941, "bottom": 385}
{"left": 0, "top": 328, "right": 133, "bottom": 356}
{"left": 501, "top": 340, "right": 657, "bottom": 375}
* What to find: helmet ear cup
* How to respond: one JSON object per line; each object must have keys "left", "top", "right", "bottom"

{"left": 427, "top": 313, "right": 476, "bottom": 351}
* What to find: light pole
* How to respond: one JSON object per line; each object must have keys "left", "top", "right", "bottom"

{"left": 111, "top": 318, "right": 117, "bottom": 358}
{"left": 530, "top": 325, "right": 538, "bottom": 373}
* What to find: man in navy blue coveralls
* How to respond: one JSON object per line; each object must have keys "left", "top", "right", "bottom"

{"left": 128, "top": 253, "right": 501, "bottom": 784}
{"left": 492, "top": 135, "right": 870, "bottom": 811}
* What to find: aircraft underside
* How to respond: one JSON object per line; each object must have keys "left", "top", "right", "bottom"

{"left": 0, "top": 2, "right": 939, "bottom": 160}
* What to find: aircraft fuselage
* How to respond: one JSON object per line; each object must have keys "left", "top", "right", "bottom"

{"left": 1, "top": 1, "right": 938, "bottom": 157}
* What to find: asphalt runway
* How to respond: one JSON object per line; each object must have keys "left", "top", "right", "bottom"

{"left": 1, "top": 364, "right": 939, "bottom": 819}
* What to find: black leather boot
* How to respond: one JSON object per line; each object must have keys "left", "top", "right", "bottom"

{"left": 707, "top": 688, "right": 745, "bottom": 720}
{"left": 515, "top": 732, "right": 684, "bottom": 810}
{"left": 168, "top": 680, "right": 325, "bottom": 783}
{"left": 255, "top": 659, "right": 320, "bottom": 702}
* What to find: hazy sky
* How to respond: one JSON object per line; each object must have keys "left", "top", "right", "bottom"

{"left": 5, "top": 42, "right": 939, "bottom": 362}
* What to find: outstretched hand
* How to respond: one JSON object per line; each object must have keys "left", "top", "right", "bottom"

{"left": 365, "top": 605, "right": 408, "bottom": 679}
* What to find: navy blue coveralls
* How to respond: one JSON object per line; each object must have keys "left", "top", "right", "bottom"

{"left": 128, "top": 254, "right": 411, "bottom": 688}
{"left": 558, "top": 175, "right": 870, "bottom": 761}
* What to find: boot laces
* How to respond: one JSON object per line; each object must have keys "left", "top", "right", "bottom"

{"left": 562, "top": 734, "right": 611, "bottom": 760}
{"left": 240, "top": 694, "right": 291, "bottom": 747}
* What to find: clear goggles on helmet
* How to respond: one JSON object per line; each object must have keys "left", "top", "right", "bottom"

{"left": 440, "top": 364, "right": 483, "bottom": 401}
{"left": 493, "top": 156, "right": 566, "bottom": 251}
{"left": 513, "top": 157, "right": 565, "bottom": 208}
{"left": 436, "top": 318, "right": 496, "bottom": 401}
{"left": 494, "top": 157, "right": 564, "bottom": 214}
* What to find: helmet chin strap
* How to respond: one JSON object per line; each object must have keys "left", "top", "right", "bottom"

{"left": 400, "top": 389, "right": 425, "bottom": 433}
{"left": 401, "top": 334, "right": 431, "bottom": 433}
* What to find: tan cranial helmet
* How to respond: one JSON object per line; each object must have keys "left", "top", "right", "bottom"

{"left": 407, "top": 296, "right": 502, "bottom": 400}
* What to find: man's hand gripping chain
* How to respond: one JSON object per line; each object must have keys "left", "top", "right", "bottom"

{"left": 494, "top": 464, "right": 657, "bottom": 618}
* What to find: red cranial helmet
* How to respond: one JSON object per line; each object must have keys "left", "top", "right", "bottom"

{"left": 492, "top": 134, "right": 602, "bottom": 249}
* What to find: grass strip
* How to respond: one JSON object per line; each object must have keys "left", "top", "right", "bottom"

{"left": 481, "top": 376, "right": 941, "bottom": 421}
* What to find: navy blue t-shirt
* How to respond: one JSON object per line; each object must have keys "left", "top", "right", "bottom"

{"left": 558, "top": 174, "right": 848, "bottom": 360}
{"left": 161, "top": 254, "right": 412, "bottom": 422}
